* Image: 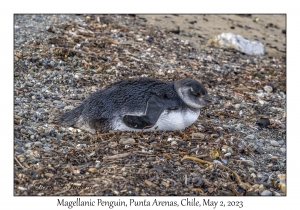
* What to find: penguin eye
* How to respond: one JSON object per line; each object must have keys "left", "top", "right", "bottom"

{"left": 190, "top": 88, "right": 201, "bottom": 97}
{"left": 192, "top": 92, "right": 200, "bottom": 96}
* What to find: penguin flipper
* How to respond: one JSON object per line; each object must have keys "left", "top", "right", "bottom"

{"left": 123, "top": 95, "right": 169, "bottom": 129}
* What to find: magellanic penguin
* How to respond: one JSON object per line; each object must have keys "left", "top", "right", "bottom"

{"left": 59, "top": 77, "right": 213, "bottom": 133}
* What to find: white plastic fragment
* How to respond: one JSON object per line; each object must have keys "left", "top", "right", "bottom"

{"left": 264, "top": 85, "right": 273, "bottom": 93}
{"left": 208, "top": 32, "right": 264, "bottom": 55}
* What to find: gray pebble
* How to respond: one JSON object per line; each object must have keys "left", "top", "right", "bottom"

{"left": 259, "top": 190, "right": 272, "bottom": 196}
{"left": 15, "top": 147, "right": 25, "bottom": 154}
{"left": 95, "top": 162, "right": 101, "bottom": 168}
{"left": 43, "top": 147, "right": 51, "bottom": 152}
{"left": 64, "top": 105, "right": 74, "bottom": 111}
{"left": 15, "top": 139, "right": 23, "bottom": 147}
{"left": 273, "top": 191, "right": 281, "bottom": 196}
{"left": 236, "top": 123, "right": 245, "bottom": 130}
{"left": 220, "top": 158, "right": 228, "bottom": 164}
{"left": 56, "top": 134, "right": 62, "bottom": 142}
{"left": 74, "top": 73, "right": 83, "bottom": 79}
{"left": 193, "top": 164, "right": 200, "bottom": 169}
{"left": 28, "top": 130, "right": 34, "bottom": 135}
{"left": 270, "top": 140, "right": 279, "bottom": 147}
{"left": 277, "top": 140, "right": 285, "bottom": 145}
{"left": 34, "top": 141, "right": 43, "bottom": 148}
{"left": 27, "top": 157, "right": 40, "bottom": 164}
{"left": 245, "top": 134, "right": 255, "bottom": 140}
{"left": 257, "top": 89, "right": 263, "bottom": 93}
{"left": 45, "top": 127, "right": 54, "bottom": 135}
{"left": 20, "top": 128, "right": 27, "bottom": 134}
{"left": 279, "top": 92, "right": 286, "bottom": 99}
{"left": 25, "top": 142, "right": 33, "bottom": 148}
{"left": 49, "top": 61, "right": 56, "bottom": 67}
{"left": 55, "top": 104, "right": 65, "bottom": 109}
{"left": 241, "top": 160, "right": 254, "bottom": 167}
{"left": 213, "top": 160, "right": 223, "bottom": 165}
{"left": 280, "top": 148, "right": 286, "bottom": 154}
{"left": 25, "top": 82, "right": 33, "bottom": 87}
{"left": 65, "top": 66, "right": 73, "bottom": 71}
{"left": 53, "top": 100, "right": 61, "bottom": 104}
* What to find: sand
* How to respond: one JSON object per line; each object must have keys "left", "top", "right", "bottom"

{"left": 138, "top": 14, "right": 286, "bottom": 57}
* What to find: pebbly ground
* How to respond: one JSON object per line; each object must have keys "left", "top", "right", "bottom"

{"left": 14, "top": 14, "right": 286, "bottom": 196}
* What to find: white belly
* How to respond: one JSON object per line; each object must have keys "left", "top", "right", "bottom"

{"left": 113, "top": 108, "right": 200, "bottom": 132}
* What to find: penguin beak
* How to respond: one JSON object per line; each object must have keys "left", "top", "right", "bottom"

{"left": 204, "top": 94, "right": 220, "bottom": 104}
{"left": 202, "top": 94, "right": 214, "bottom": 103}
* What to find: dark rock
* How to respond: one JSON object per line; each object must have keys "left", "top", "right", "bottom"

{"left": 189, "top": 20, "right": 197, "bottom": 24}
{"left": 51, "top": 96, "right": 61, "bottom": 100}
{"left": 149, "top": 136, "right": 156, "bottom": 142}
{"left": 138, "top": 17, "right": 147, "bottom": 22}
{"left": 254, "top": 147, "right": 263, "bottom": 154}
{"left": 169, "top": 26, "right": 180, "bottom": 34}
{"left": 98, "top": 56, "right": 109, "bottom": 62}
{"left": 257, "top": 118, "right": 270, "bottom": 127}
{"left": 198, "top": 34, "right": 206, "bottom": 39}
{"left": 30, "top": 170, "right": 37, "bottom": 178}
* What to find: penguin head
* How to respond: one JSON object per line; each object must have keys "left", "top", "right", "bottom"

{"left": 174, "top": 78, "right": 213, "bottom": 109}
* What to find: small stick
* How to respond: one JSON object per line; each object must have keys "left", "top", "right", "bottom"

{"left": 53, "top": 187, "right": 71, "bottom": 195}
{"left": 103, "top": 152, "right": 131, "bottom": 161}
{"left": 140, "top": 125, "right": 153, "bottom": 135}
{"left": 60, "top": 140, "right": 76, "bottom": 148}
{"left": 182, "top": 155, "right": 252, "bottom": 190}
{"left": 97, "top": 133, "right": 111, "bottom": 136}
{"left": 192, "top": 188, "right": 205, "bottom": 194}
{"left": 14, "top": 157, "right": 25, "bottom": 169}
{"left": 195, "top": 154, "right": 209, "bottom": 159}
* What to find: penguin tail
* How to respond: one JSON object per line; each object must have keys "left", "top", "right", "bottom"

{"left": 58, "top": 104, "right": 84, "bottom": 127}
